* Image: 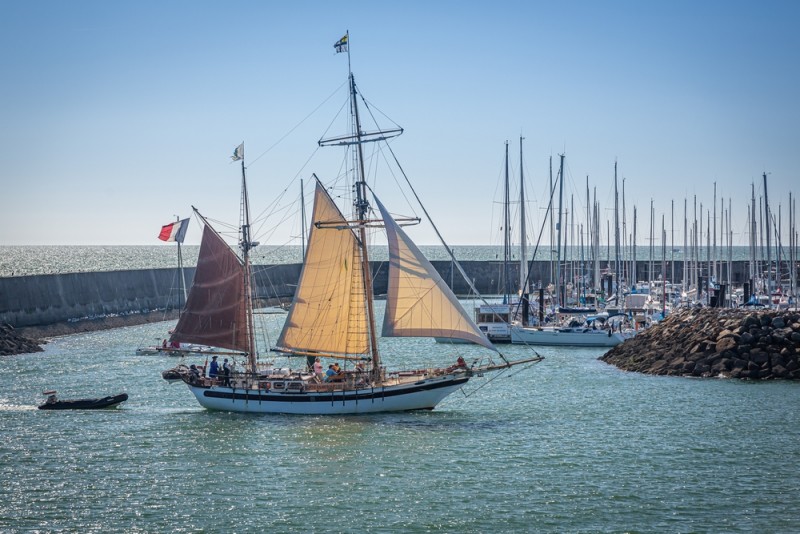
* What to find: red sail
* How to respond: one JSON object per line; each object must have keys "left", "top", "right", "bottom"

{"left": 169, "top": 225, "right": 249, "bottom": 353}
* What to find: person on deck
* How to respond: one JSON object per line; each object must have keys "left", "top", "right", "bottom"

{"left": 313, "top": 358, "right": 323, "bottom": 379}
{"left": 324, "top": 365, "right": 337, "bottom": 382}
{"left": 209, "top": 356, "right": 219, "bottom": 379}
{"left": 189, "top": 365, "right": 201, "bottom": 383}
{"left": 222, "top": 358, "right": 231, "bottom": 387}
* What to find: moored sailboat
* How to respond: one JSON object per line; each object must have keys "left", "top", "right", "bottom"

{"left": 166, "top": 34, "right": 542, "bottom": 414}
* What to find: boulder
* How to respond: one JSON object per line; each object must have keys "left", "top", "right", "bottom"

{"left": 716, "top": 337, "right": 737, "bottom": 353}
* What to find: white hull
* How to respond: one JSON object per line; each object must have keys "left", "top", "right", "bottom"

{"left": 185, "top": 374, "right": 470, "bottom": 415}
{"left": 510, "top": 326, "right": 631, "bottom": 347}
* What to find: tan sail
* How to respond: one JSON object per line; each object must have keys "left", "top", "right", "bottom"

{"left": 275, "top": 181, "right": 369, "bottom": 356}
{"left": 373, "top": 194, "right": 497, "bottom": 351}
{"left": 169, "top": 225, "right": 250, "bottom": 353}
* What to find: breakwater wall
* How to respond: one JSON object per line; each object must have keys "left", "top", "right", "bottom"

{"left": 600, "top": 308, "right": 800, "bottom": 379}
{"left": 0, "top": 260, "right": 760, "bottom": 329}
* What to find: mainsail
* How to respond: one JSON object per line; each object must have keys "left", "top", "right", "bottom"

{"left": 275, "top": 181, "right": 369, "bottom": 357}
{"left": 373, "top": 194, "right": 497, "bottom": 351}
{"left": 169, "top": 225, "right": 250, "bottom": 353}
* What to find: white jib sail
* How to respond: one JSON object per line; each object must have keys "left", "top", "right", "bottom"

{"left": 373, "top": 193, "right": 497, "bottom": 351}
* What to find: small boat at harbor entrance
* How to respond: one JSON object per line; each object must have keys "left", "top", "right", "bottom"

{"left": 38, "top": 391, "right": 129, "bottom": 410}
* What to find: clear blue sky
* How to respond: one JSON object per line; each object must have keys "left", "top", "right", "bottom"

{"left": 1, "top": 0, "right": 798, "bottom": 248}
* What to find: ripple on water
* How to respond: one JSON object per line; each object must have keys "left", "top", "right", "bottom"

{"left": 1, "top": 315, "right": 799, "bottom": 532}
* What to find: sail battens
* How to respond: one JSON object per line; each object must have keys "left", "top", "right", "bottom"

{"left": 276, "top": 181, "right": 370, "bottom": 355}
{"left": 170, "top": 225, "right": 250, "bottom": 353}
{"left": 373, "top": 194, "right": 497, "bottom": 352}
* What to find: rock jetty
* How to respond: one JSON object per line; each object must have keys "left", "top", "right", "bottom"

{"left": 600, "top": 308, "right": 800, "bottom": 379}
{"left": 1, "top": 324, "right": 44, "bottom": 356}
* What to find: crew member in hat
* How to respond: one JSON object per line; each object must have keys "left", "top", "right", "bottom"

{"left": 209, "top": 355, "right": 219, "bottom": 378}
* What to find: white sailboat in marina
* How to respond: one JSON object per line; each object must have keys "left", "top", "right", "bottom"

{"left": 165, "top": 34, "right": 542, "bottom": 414}
{"left": 510, "top": 158, "right": 635, "bottom": 347}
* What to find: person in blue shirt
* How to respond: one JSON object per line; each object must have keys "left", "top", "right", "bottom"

{"left": 324, "top": 365, "right": 336, "bottom": 382}
{"left": 208, "top": 355, "right": 219, "bottom": 378}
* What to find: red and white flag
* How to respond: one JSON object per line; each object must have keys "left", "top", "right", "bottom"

{"left": 158, "top": 218, "right": 190, "bottom": 243}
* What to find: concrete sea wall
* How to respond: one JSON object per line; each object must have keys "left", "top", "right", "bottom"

{"left": 0, "top": 259, "right": 758, "bottom": 329}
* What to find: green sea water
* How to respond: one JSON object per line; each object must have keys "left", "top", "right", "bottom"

{"left": 2, "top": 301, "right": 799, "bottom": 533}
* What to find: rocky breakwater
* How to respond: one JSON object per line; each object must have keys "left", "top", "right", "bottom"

{"left": 1, "top": 324, "right": 44, "bottom": 356}
{"left": 600, "top": 308, "right": 800, "bottom": 379}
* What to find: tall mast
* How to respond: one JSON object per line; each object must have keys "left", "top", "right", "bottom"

{"left": 622, "top": 176, "right": 627, "bottom": 290}
{"left": 549, "top": 156, "right": 555, "bottom": 291}
{"left": 750, "top": 184, "right": 756, "bottom": 290}
{"left": 614, "top": 161, "right": 620, "bottom": 303}
{"left": 555, "top": 154, "right": 565, "bottom": 308}
{"left": 519, "top": 136, "right": 528, "bottom": 298}
{"left": 633, "top": 206, "right": 637, "bottom": 292}
{"left": 586, "top": 176, "right": 591, "bottom": 294}
{"left": 683, "top": 197, "right": 687, "bottom": 295}
{"left": 661, "top": 214, "right": 666, "bottom": 314}
{"left": 593, "top": 188, "right": 599, "bottom": 292}
{"left": 237, "top": 144, "right": 258, "bottom": 371}
{"left": 649, "top": 198, "right": 654, "bottom": 292}
{"left": 764, "top": 172, "right": 771, "bottom": 304}
{"left": 349, "top": 69, "right": 381, "bottom": 375}
{"left": 671, "top": 199, "right": 675, "bottom": 285}
{"left": 503, "top": 141, "right": 511, "bottom": 304}
{"left": 713, "top": 182, "right": 717, "bottom": 282}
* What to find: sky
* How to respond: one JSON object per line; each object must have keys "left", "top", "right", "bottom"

{"left": 1, "top": 0, "right": 798, "bottom": 249}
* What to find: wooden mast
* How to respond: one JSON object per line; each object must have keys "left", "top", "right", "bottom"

{"left": 348, "top": 54, "right": 381, "bottom": 378}
{"left": 238, "top": 146, "right": 258, "bottom": 372}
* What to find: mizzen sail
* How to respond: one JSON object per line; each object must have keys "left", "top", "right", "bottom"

{"left": 373, "top": 194, "right": 497, "bottom": 351}
{"left": 275, "top": 181, "right": 369, "bottom": 357}
{"left": 169, "top": 225, "right": 250, "bottom": 353}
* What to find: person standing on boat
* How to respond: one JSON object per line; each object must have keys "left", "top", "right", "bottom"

{"left": 222, "top": 358, "right": 231, "bottom": 387}
{"left": 313, "top": 357, "right": 323, "bottom": 379}
{"left": 209, "top": 355, "right": 219, "bottom": 379}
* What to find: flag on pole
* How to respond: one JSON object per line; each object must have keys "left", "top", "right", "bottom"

{"left": 334, "top": 33, "right": 348, "bottom": 54}
{"left": 158, "top": 218, "right": 190, "bottom": 243}
{"left": 231, "top": 142, "right": 244, "bottom": 161}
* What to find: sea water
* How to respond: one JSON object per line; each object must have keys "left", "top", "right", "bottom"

{"left": 1, "top": 299, "right": 799, "bottom": 532}
{"left": 0, "top": 245, "right": 761, "bottom": 277}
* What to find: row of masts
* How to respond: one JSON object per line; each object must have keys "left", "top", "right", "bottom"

{"left": 499, "top": 140, "right": 797, "bottom": 309}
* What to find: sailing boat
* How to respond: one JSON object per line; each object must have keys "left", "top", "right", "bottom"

{"left": 136, "top": 217, "right": 191, "bottom": 356}
{"left": 510, "top": 158, "right": 634, "bottom": 347}
{"left": 165, "top": 34, "right": 542, "bottom": 414}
